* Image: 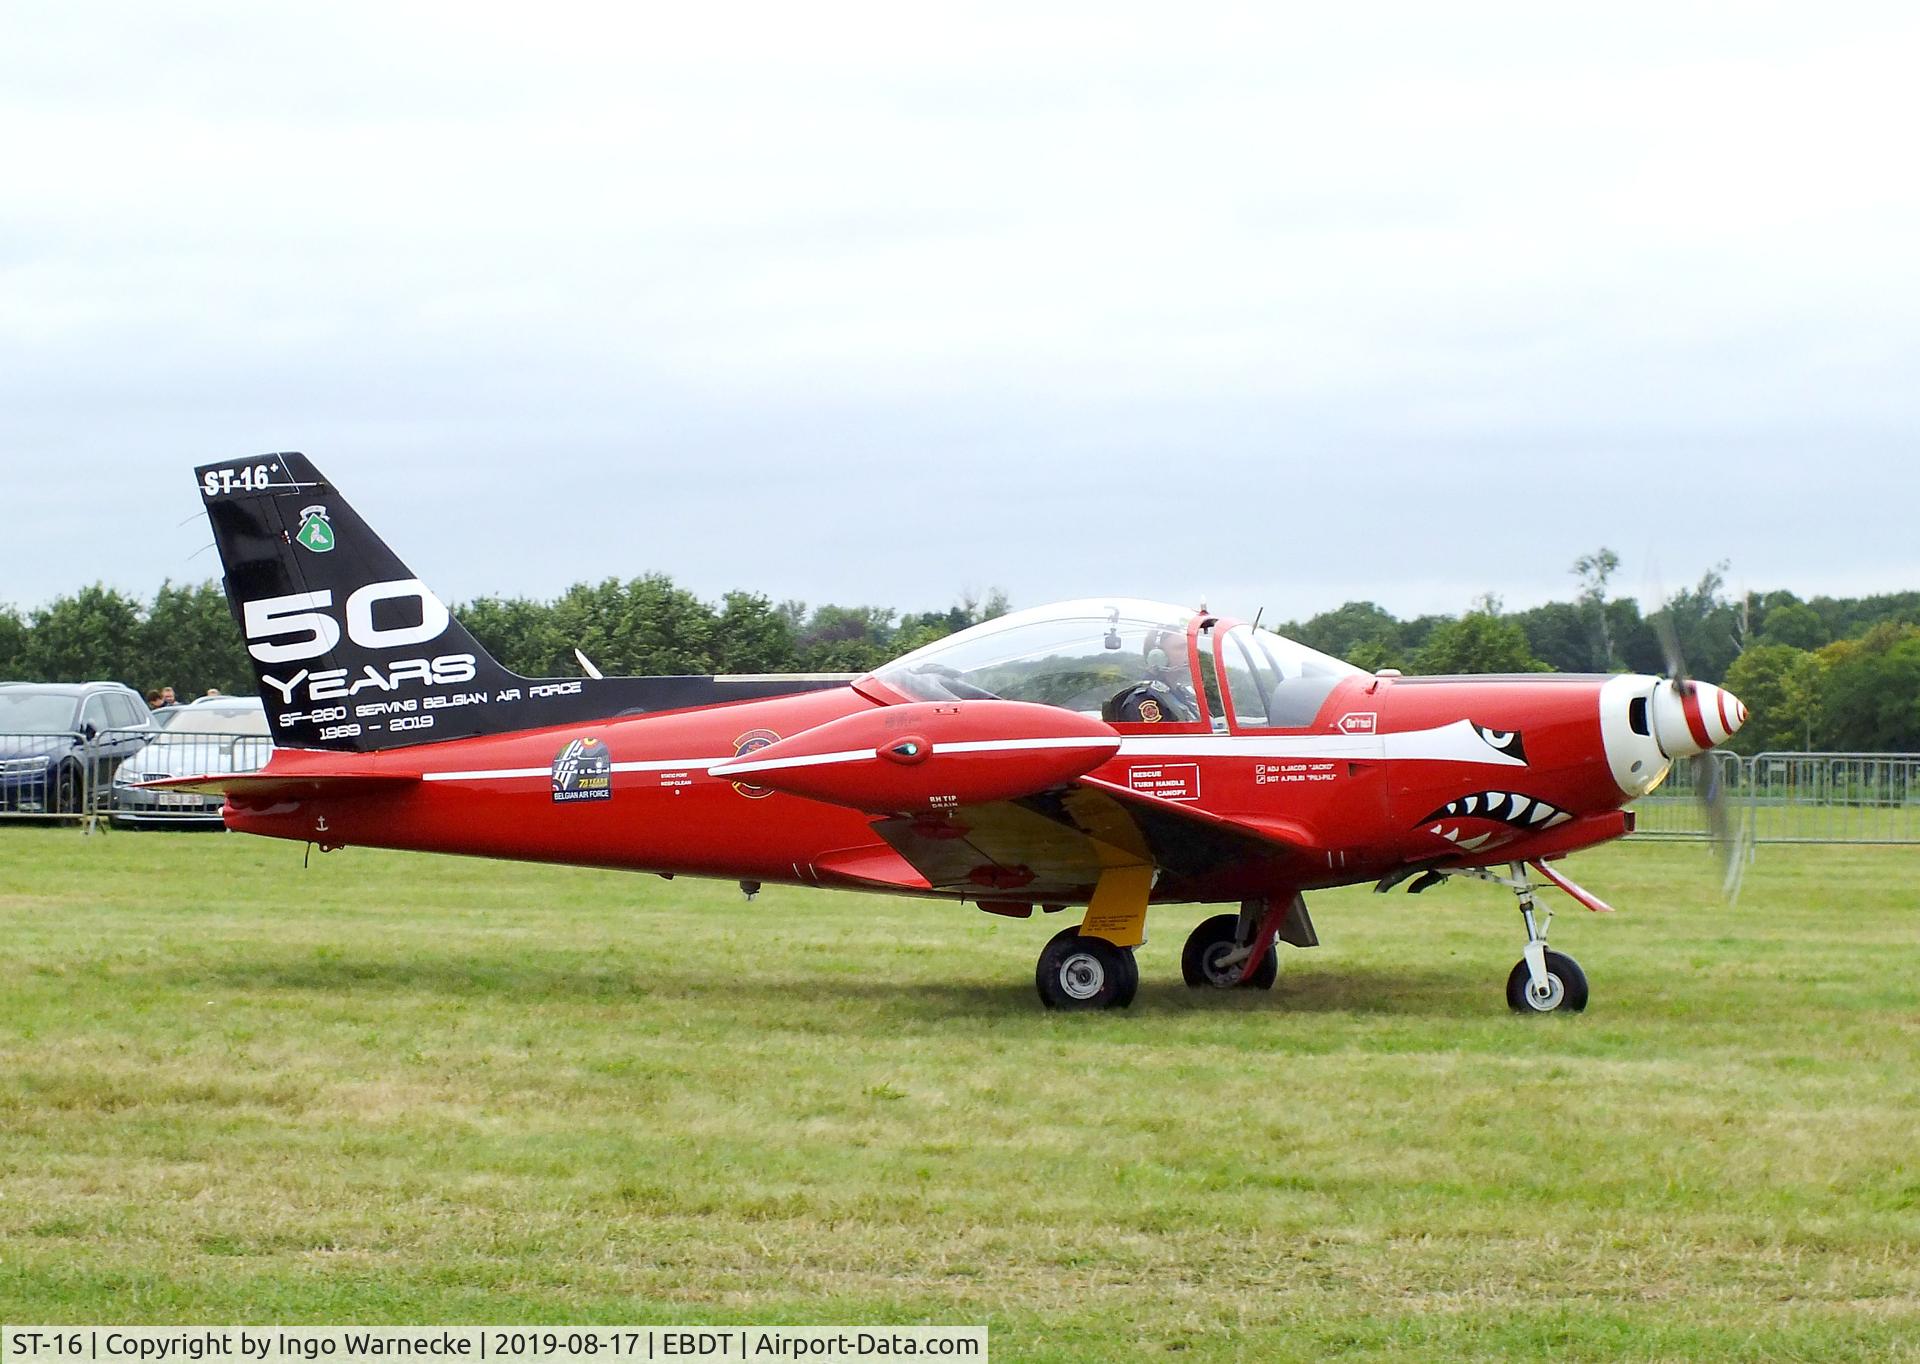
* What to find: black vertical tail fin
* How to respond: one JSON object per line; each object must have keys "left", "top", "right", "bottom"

{"left": 197, "top": 453, "right": 845, "bottom": 751}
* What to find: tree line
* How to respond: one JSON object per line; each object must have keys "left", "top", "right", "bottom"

{"left": 0, "top": 578, "right": 1013, "bottom": 700}
{"left": 4, "top": 556, "right": 1916, "bottom": 751}
{"left": 1278, "top": 553, "right": 1920, "bottom": 753}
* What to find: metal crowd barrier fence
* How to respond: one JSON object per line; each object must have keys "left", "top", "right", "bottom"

{"left": 1745, "top": 751, "right": 1920, "bottom": 846}
{"left": 1631, "top": 751, "right": 1920, "bottom": 847}
{"left": 1628, "top": 750, "right": 1747, "bottom": 841}
{"left": 0, "top": 727, "right": 273, "bottom": 829}
{"left": 0, "top": 730, "right": 94, "bottom": 822}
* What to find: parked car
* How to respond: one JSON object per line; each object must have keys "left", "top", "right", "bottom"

{"left": 111, "top": 695, "right": 272, "bottom": 827}
{"left": 0, "top": 681, "right": 154, "bottom": 814}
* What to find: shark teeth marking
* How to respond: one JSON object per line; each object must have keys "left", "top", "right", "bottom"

{"left": 1421, "top": 791, "right": 1570, "bottom": 834}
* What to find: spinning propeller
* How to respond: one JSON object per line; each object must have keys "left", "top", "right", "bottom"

{"left": 1652, "top": 611, "right": 1751, "bottom": 902}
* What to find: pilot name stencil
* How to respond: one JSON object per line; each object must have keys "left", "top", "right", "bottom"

{"left": 1257, "top": 761, "right": 1340, "bottom": 785}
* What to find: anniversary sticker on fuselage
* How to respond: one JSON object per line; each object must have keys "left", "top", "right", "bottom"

{"left": 551, "top": 737, "right": 613, "bottom": 803}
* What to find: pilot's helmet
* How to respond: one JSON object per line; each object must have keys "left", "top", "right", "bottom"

{"left": 1144, "top": 630, "right": 1182, "bottom": 675}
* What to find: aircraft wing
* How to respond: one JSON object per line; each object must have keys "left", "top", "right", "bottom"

{"left": 860, "top": 778, "right": 1314, "bottom": 905}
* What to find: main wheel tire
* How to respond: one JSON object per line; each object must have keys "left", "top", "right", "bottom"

{"left": 1506, "top": 950, "right": 1589, "bottom": 1013}
{"left": 1181, "top": 914, "right": 1278, "bottom": 990}
{"left": 1035, "top": 927, "right": 1137, "bottom": 1010}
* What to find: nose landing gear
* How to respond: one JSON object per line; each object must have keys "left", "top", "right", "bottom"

{"left": 1495, "top": 860, "right": 1588, "bottom": 1014}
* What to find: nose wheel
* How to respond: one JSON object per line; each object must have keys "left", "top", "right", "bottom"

{"left": 1035, "top": 927, "right": 1138, "bottom": 1010}
{"left": 1506, "top": 950, "right": 1587, "bottom": 1012}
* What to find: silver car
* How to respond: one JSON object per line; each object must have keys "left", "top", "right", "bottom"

{"left": 111, "top": 696, "right": 273, "bottom": 827}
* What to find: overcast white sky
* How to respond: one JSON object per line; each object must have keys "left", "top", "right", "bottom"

{"left": 4, "top": 2, "right": 1917, "bottom": 626}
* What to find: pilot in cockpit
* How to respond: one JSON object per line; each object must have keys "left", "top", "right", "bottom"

{"left": 1104, "top": 629, "right": 1199, "bottom": 724}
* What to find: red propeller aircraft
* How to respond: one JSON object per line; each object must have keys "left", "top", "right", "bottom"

{"left": 163, "top": 453, "right": 1748, "bottom": 1012}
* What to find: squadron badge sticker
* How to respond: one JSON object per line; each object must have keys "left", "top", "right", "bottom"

{"left": 551, "top": 737, "right": 613, "bottom": 803}
{"left": 730, "top": 729, "right": 780, "bottom": 799}
{"left": 294, "top": 505, "right": 335, "bottom": 554}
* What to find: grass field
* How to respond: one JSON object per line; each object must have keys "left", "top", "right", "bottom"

{"left": 2, "top": 828, "right": 1917, "bottom": 1360}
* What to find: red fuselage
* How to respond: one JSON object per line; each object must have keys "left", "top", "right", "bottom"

{"left": 226, "top": 667, "right": 1664, "bottom": 905}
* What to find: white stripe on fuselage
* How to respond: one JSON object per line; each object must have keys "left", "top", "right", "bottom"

{"left": 1117, "top": 719, "right": 1523, "bottom": 766}
{"left": 415, "top": 720, "right": 1520, "bottom": 785}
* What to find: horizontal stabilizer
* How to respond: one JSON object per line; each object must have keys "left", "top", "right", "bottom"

{"left": 141, "top": 771, "right": 419, "bottom": 799}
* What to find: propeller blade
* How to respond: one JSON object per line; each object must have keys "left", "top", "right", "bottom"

{"left": 1693, "top": 750, "right": 1748, "bottom": 905}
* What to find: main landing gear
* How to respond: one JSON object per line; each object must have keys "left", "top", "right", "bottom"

{"left": 1179, "top": 894, "right": 1315, "bottom": 991}
{"left": 1035, "top": 926, "right": 1139, "bottom": 1010}
{"left": 1033, "top": 891, "right": 1321, "bottom": 1010}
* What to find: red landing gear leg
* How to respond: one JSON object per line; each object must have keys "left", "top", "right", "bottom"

{"left": 1180, "top": 892, "right": 1316, "bottom": 991}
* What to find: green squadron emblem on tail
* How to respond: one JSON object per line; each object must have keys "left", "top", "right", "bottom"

{"left": 295, "top": 505, "right": 335, "bottom": 554}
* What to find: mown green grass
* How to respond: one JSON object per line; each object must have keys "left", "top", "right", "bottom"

{"left": 1, "top": 828, "right": 1917, "bottom": 1360}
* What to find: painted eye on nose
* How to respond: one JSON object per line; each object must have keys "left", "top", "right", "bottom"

{"left": 1472, "top": 724, "right": 1527, "bottom": 762}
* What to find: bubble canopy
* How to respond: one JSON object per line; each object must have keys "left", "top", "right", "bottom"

{"left": 862, "top": 598, "right": 1364, "bottom": 729}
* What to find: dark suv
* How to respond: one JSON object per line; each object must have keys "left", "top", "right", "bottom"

{"left": 0, "top": 682, "right": 154, "bottom": 814}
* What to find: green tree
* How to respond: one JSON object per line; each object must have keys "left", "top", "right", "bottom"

{"left": 1721, "top": 643, "right": 1822, "bottom": 754}
{"left": 1412, "top": 611, "right": 1549, "bottom": 675}
{"left": 797, "top": 604, "right": 895, "bottom": 672}
{"left": 1287, "top": 601, "right": 1405, "bottom": 669}
{"left": 550, "top": 576, "right": 717, "bottom": 676}
{"left": 462, "top": 595, "right": 568, "bottom": 676}
{"left": 1757, "top": 601, "right": 1829, "bottom": 651}
{"left": 1650, "top": 565, "right": 1743, "bottom": 682}
{"left": 0, "top": 605, "right": 25, "bottom": 677}
{"left": 712, "top": 592, "right": 798, "bottom": 674}
{"left": 1610, "top": 597, "right": 1665, "bottom": 675}
{"left": 1571, "top": 547, "right": 1621, "bottom": 670}
{"left": 1513, "top": 601, "right": 1591, "bottom": 672}
{"left": 1807, "top": 590, "right": 1920, "bottom": 640}
{"left": 20, "top": 585, "right": 145, "bottom": 683}
{"left": 142, "top": 580, "right": 252, "bottom": 696}
{"left": 1816, "top": 625, "right": 1920, "bottom": 751}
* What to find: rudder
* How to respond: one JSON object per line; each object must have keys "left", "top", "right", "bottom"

{"left": 198, "top": 452, "right": 846, "bottom": 751}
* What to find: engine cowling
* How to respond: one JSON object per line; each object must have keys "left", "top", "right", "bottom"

{"left": 707, "top": 700, "right": 1121, "bottom": 814}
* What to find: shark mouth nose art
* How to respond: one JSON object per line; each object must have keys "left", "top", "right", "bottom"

{"left": 1420, "top": 791, "right": 1572, "bottom": 852}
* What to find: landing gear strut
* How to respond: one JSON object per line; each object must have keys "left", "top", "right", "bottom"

{"left": 1181, "top": 913, "right": 1276, "bottom": 989}
{"left": 1495, "top": 860, "right": 1588, "bottom": 1014}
